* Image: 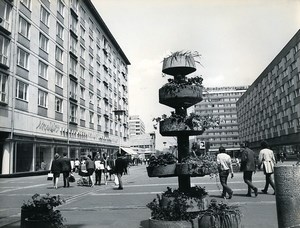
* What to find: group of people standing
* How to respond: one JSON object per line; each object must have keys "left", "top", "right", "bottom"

{"left": 50, "top": 151, "right": 128, "bottom": 190}
{"left": 50, "top": 152, "right": 72, "bottom": 189}
{"left": 216, "top": 140, "right": 276, "bottom": 199}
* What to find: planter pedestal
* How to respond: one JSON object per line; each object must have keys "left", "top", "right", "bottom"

{"left": 274, "top": 165, "right": 300, "bottom": 228}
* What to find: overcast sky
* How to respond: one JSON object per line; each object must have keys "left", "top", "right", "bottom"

{"left": 92, "top": 0, "right": 300, "bottom": 150}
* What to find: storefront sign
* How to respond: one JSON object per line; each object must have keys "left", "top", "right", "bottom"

{"left": 36, "top": 120, "right": 60, "bottom": 133}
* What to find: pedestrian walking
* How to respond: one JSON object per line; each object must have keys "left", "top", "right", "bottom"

{"left": 216, "top": 146, "right": 234, "bottom": 199}
{"left": 240, "top": 141, "right": 258, "bottom": 197}
{"left": 94, "top": 152, "right": 102, "bottom": 185}
{"left": 101, "top": 152, "right": 109, "bottom": 185}
{"left": 114, "top": 152, "right": 127, "bottom": 190}
{"left": 60, "top": 152, "right": 72, "bottom": 188}
{"left": 74, "top": 158, "right": 80, "bottom": 173}
{"left": 258, "top": 141, "right": 276, "bottom": 195}
{"left": 86, "top": 154, "right": 95, "bottom": 187}
{"left": 50, "top": 153, "right": 61, "bottom": 189}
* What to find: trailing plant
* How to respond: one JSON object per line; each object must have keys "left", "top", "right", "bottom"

{"left": 198, "top": 199, "right": 242, "bottom": 228}
{"left": 148, "top": 153, "right": 178, "bottom": 167}
{"left": 162, "top": 186, "right": 208, "bottom": 199}
{"left": 147, "top": 193, "right": 198, "bottom": 221}
{"left": 153, "top": 112, "right": 220, "bottom": 131}
{"left": 160, "top": 75, "right": 203, "bottom": 96}
{"left": 22, "top": 193, "right": 66, "bottom": 228}
{"left": 163, "top": 50, "right": 202, "bottom": 66}
{"left": 181, "top": 154, "right": 219, "bottom": 177}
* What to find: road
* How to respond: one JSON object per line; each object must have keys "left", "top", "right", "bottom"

{"left": 0, "top": 164, "right": 280, "bottom": 228}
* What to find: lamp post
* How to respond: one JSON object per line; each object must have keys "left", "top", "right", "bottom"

{"left": 113, "top": 110, "right": 125, "bottom": 156}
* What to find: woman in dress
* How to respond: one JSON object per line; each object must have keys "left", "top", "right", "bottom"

{"left": 51, "top": 153, "right": 61, "bottom": 189}
{"left": 258, "top": 141, "right": 276, "bottom": 195}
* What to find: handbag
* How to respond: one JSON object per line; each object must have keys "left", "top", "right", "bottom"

{"left": 47, "top": 172, "right": 54, "bottom": 181}
{"left": 69, "top": 173, "right": 75, "bottom": 182}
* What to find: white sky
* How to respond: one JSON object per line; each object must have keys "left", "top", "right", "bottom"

{"left": 92, "top": 0, "right": 300, "bottom": 150}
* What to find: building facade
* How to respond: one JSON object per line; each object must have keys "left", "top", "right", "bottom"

{"left": 237, "top": 30, "right": 300, "bottom": 155}
{"left": 128, "top": 115, "right": 145, "bottom": 136}
{"left": 129, "top": 132, "right": 156, "bottom": 159}
{"left": 0, "top": 0, "right": 130, "bottom": 174}
{"left": 193, "top": 86, "right": 248, "bottom": 156}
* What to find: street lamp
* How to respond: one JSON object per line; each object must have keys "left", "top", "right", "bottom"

{"left": 113, "top": 110, "right": 125, "bottom": 156}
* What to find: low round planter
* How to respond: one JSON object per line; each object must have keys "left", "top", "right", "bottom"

{"left": 23, "top": 218, "right": 51, "bottom": 228}
{"left": 149, "top": 218, "right": 198, "bottom": 228}
{"left": 198, "top": 213, "right": 241, "bottom": 228}
{"left": 21, "top": 208, "right": 50, "bottom": 228}
{"left": 161, "top": 194, "right": 209, "bottom": 212}
{"left": 162, "top": 54, "right": 196, "bottom": 76}
{"left": 159, "top": 119, "right": 204, "bottom": 137}
{"left": 159, "top": 84, "right": 203, "bottom": 108}
{"left": 147, "top": 164, "right": 177, "bottom": 177}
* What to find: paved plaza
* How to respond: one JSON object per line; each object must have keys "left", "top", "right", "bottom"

{"left": 0, "top": 163, "right": 290, "bottom": 228}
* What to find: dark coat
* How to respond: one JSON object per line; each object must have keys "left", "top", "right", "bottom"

{"left": 241, "top": 147, "right": 256, "bottom": 171}
{"left": 114, "top": 157, "right": 127, "bottom": 175}
{"left": 86, "top": 158, "right": 95, "bottom": 170}
{"left": 60, "top": 156, "right": 72, "bottom": 172}
{"left": 51, "top": 159, "right": 61, "bottom": 173}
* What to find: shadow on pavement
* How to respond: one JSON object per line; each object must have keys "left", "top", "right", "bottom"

{"left": 65, "top": 224, "right": 85, "bottom": 228}
{"left": 139, "top": 219, "right": 149, "bottom": 228}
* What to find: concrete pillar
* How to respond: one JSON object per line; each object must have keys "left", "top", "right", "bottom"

{"left": 274, "top": 165, "right": 300, "bottom": 228}
{"left": 32, "top": 144, "right": 36, "bottom": 171}
{"left": 2, "top": 142, "right": 12, "bottom": 174}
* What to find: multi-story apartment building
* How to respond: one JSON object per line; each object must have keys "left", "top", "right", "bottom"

{"left": 128, "top": 115, "right": 145, "bottom": 136}
{"left": 0, "top": 0, "right": 130, "bottom": 174}
{"left": 129, "top": 132, "right": 156, "bottom": 159}
{"left": 193, "top": 86, "right": 248, "bottom": 156}
{"left": 237, "top": 30, "right": 300, "bottom": 155}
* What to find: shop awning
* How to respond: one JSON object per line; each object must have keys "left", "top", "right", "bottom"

{"left": 121, "top": 147, "right": 138, "bottom": 155}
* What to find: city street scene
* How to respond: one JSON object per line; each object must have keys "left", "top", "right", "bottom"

{"left": 0, "top": 0, "right": 300, "bottom": 227}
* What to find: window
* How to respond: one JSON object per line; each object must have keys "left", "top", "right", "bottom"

{"left": 80, "top": 65, "right": 85, "bottom": 79}
{"left": 70, "top": 80, "right": 77, "bottom": 99}
{"left": 80, "top": 107, "right": 85, "bottom": 120}
{"left": 38, "top": 61, "right": 48, "bottom": 79}
{"left": 0, "top": 35, "right": 9, "bottom": 66}
{"left": 17, "top": 48, "right": 29, "bottom": 69}
{"left": 97, "top": 97, "right": 101, "bottom": 107}
{"left": 16, "top": 80, "right": 28, "bottom": 101}
{"left": 56, "top": 22, "right": 64, "bottom": 40}
{"left": 39, "top": 33, "right": 48, "bottom": 51}
{"left": 0, "top": 73, "right": 8, "bottom": 103}
{"left": 89, "top": 92, "right": 93, "bottom": 104}
{"left": 70, "top": 35, "right": 77, "bottom": 54}
{"left": 38, "top": 90, "right": 47, "bottom": 107}
{"left": 55, "top": 46, "right": 63, "bottom": 62}
{"left": 70, "top": 15, "right": 77, "bottom": 33}
{"left": 80, "top": 86, "right": 85, "bottom": 99}
{"left": 40, "top": 6, "right": 50, "bottom": 26}
{"left": 20, "top": 0, "right": 31, "bottom": 9}
{"left": 70, "top": 57, "right": 77, "bottom": 76}
{"left": 89, "top": 111, "right": 94, "bottom": 123}
{"left": 97, "top": 115, "right": 101, "bottom": 125}
{"left": 55, "top": 97, "right": 63, "bottom": 112}
{"left": 57, "top": 0, "right": 64, "bottom": 16}
{"left": 70, "top": 103, "right": 77, "bottom": 123}
{"left": 80, "top": 45, "right": 85, "bottom": 59}
{"left": 0, "top": 0, "right": 12, "bottom": 30}
{"left": 19, "top": 16, "right": 30, "bottom": 38}
{"left": 55, "top": 71, "right": 63, "bottom": 87}
{"left": 70, "top": 0, "right": 78, "bottom": 12}
{"left": 80, "top": 26, "right": 85, "bottom": 40}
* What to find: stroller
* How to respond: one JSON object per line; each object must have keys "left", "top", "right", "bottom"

{"left": 77, "top": 164, "right": 92, "bottom": 186}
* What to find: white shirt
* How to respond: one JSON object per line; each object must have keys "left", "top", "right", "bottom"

{"left": 217, "top": 153, "right": 233, "bottom": 173}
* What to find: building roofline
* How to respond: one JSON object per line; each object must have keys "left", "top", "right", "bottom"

{"left": 237, "top": 29, "right": 300, "bottom": 104}
{"left": 85, "top": 0, "right": 131, "bottom": 65}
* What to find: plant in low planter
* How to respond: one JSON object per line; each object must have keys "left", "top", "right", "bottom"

{"left": 21, "top": 193, "right": 66, "bottom": 228}
{"left": 178, "top": 154, "right": 219, "bottom": 177}
{"left": 147, "top": 153, "right": 178, "bottom": 177}
{"left": 198, "top": 199, "right": 242, "bottom": 228}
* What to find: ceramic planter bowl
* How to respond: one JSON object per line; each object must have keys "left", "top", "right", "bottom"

{"left": 162, "top": 55, "right": 196, "bottom": 76}
{"left": 159, "top": 84, "right": 203, "bottom": 108}
{"left": 149, "top": 218, "right": 198, "bottom": 228}
{"left": 147, "top": 164, "right": 177, "bottom": 177}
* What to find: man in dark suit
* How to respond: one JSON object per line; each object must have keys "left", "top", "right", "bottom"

{"left": 241, "top": 141, "right": 258, "bottom": 197}
{"left": 60, "top": 152, "right": 72, "bottom": 187}
{"left": 114, "top": 152, "right": 127, "bottom": 190}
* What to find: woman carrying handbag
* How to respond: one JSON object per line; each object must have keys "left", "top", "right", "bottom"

{"left": 50, "top": 153, "right": 61, "bottom": 189}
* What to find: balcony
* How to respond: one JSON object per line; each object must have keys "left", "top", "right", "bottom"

{"left": 0, "top": 18, "right": 11, "bottom": 35}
